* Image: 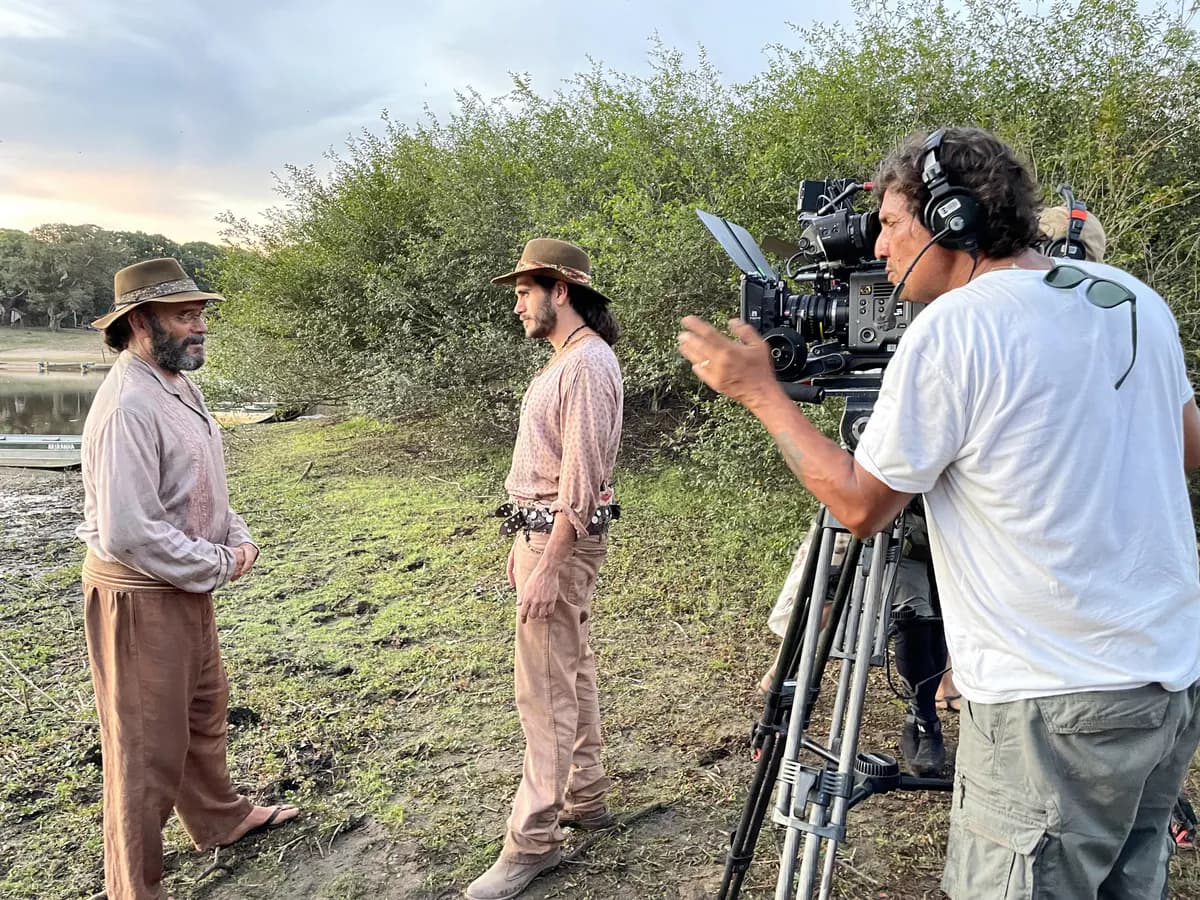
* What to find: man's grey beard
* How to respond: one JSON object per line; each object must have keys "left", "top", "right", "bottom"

{"left": 528, "top": 300, "right": 557, "bottom": 340}
{"left": 148, "top": 316, "right": 205, "bottom": 373}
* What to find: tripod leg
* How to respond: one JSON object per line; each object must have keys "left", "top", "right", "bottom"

{"left": 813, "top": 522, "right": 901, "bottom": 900}
{"left": 773, "top": 519, "right": 843, "bottom": 900}
{"left": 717, "top": 509, "right": 826, "bottom": 900}
{"left": 768, "top": 519, "right": 901, "bottom": 900}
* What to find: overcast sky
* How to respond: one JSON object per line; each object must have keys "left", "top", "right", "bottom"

{"left": 0, "top": 0, "right": 857, "bottom": 243}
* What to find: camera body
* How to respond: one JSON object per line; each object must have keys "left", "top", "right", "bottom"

{"left": 697, "top": 179, "right": 922, "bottom": 446}
{"left": 740, "top": 266, "right": 912, "bottom": 381}
{"left": 739, "top": 179, "right": 918, "bottom": 382}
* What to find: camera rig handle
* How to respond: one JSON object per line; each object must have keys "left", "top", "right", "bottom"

{"left": 782, "top": 383, "right": 826, "bottom": 404}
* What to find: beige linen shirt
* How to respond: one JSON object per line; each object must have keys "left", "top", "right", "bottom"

{"left": 76, "top": 351, "right": 252, "bottom": 593}
{"left": 505, "top": 335, "right": 623, "bottom": 538}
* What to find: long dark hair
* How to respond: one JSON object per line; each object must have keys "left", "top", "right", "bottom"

{"left": 534, "top": 275, "right": 620, "bottom": 346}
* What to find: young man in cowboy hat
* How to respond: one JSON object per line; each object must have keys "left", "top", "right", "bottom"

{"left": 466, "top": 239, "right": 623, "bottom": 900}
{"left": 77, "top": 258, "right": 297, "bottom": 900}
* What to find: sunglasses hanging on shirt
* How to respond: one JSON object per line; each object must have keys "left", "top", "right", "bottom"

{"left": 1044, "top": 264, "right": 1138, "bottom": 389}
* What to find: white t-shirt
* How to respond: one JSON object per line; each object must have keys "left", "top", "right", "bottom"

{"left": 855, "top": 263, "right": 1200, "bottom": 703}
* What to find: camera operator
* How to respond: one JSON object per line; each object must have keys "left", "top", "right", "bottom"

{"left": 924, "top": 198, "right": 1113, "bottom": 713}
{"left": 680, "top": 126, "right": 1200, "bottom": 898}
{"left": 759, "top": 200, "right": 1109, "bottom": 779}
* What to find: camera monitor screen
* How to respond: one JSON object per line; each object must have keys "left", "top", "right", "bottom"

{"left": 696, "top": 209, "right": 778, "bottom": 283}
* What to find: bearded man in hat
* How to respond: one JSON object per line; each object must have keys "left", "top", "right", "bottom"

{"left": 77, "top": 258, "right": 297, "bottom": 900}
{"left": 466, "top": 240, "right": 623, "bottom": 900}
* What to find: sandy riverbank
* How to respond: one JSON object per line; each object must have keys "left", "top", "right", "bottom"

{"left": 0, "top": 327, "right": 109, "bottom": 369}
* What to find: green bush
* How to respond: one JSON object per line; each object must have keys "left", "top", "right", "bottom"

{"left": 206, "top": 0, "right": 1200, "bottom": 496}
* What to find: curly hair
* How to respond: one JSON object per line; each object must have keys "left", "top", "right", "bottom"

{"left": 874, "top": 127, "right": 1040, "bottom": 259}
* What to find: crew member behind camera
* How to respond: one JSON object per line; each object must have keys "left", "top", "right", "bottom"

{"left": 760, "top": 199, "right": 1110, "bottom": 775}
{"left": 929, "top": 195, "right": 1111, "bottom": 711}
{"left": 679, "top": 127, "right": 1200, "bottom": 898}
{"left": 467, "top": 239, "right": 623, "bottom": 900}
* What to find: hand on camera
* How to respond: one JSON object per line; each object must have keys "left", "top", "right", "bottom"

{"left": 678, "top": 316, "right": 779, "bottom": 408}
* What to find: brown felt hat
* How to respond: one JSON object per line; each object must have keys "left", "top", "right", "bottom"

{"left": 491, "top": 238, "right": 613, "bottom": 305}
{"left": 92, "top": 257, "right": 223, "bottom": 331}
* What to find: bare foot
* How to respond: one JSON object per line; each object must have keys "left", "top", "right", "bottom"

{"left": 935, "top": 669, "right": 962, "bottom": 713}
{"left": 217, "top": 804, "right": 299, "bottom": 847}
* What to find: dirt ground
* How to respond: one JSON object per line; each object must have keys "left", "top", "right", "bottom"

{"left": 3, "top": 421, "right": 1200, "bottom": 900}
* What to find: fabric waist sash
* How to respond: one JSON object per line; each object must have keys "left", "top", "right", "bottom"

{"left": 82, "top": 551, "right": 175, "bottom": 592}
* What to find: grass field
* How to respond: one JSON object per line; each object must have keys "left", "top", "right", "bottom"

{"left": 2, "top": 417, "right": 1198, "bottom": 899}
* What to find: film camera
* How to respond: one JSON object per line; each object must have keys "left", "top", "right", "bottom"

{"left": 697, "top": 180, "right": 921, "bottom": 444}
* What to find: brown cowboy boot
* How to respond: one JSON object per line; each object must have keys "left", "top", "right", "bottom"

{"left": 560, "top": 805, "right": 616, "bottom": 831}
{"left": 465, "top": 848, "right": 562, "bottom": 900}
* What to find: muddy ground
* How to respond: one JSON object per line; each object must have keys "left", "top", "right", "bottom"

{"left": 2, "top": 420, "right": 1199, "bottom": 900}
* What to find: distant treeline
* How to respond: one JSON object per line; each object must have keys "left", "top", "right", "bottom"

{"left": 0, "top": 225, "right": 223, "bottom": 330}
{"left": 205, "top": 0, "right": 1200, "bottom": 481}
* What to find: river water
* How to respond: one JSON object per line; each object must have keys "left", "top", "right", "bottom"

{"left": 0, "top": 372, "right": 105, "bottom": 435}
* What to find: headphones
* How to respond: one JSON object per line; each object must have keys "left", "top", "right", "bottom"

{"left": 1040, "top": 183, "right": 1089, "bottom": 260}
{"left": 918, "top": 128, "right": 981, "bottom": 252}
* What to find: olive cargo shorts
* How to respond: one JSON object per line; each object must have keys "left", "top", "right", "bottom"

{"left": 943, "top": 680, "right": 1200, "bottom": 899}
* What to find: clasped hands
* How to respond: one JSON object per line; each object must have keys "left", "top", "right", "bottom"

{"left": 231, "top": 542, "right": 259, "bottom": 582}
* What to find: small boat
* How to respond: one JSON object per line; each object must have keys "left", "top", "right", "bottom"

{"left": 210, "top": 402, "right": 280, "bottom": 427}
{"left": 0, "top": 434, "right": 82, "bottom": 469}
{"left": 36, "top": 361, "right": 109, "bottom": 374}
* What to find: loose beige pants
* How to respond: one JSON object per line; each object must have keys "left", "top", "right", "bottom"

{"left": 82, "top": 555, "right": 251, "bottom": 900}
{"left": 503, "top": 531, "right": 611, "bottom": 860}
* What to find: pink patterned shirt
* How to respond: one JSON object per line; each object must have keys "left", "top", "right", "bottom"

{"left": 505, "top": 335, "right": 623, "bottom": 538}
{"left": 77, "top": 351, "right": 253, "bottom": 593}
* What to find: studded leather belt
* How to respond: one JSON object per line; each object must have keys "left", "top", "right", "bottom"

{"left": 495, "top": 502, "right": 620, "bottom": 537}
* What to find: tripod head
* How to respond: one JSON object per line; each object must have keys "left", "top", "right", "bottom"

{"left": 783, "top": 372, "right": 881, "bottom": 450}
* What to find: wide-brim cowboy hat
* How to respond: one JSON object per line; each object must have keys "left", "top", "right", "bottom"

{"left": 491, "top": 238, "right": 613, "bottom": 305}
{"left": 92, "top": 256, "right": 224, "bottom": 331}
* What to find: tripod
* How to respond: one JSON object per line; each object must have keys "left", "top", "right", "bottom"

{"left": 718, "top": 504, "right": 953, "bottom": 900}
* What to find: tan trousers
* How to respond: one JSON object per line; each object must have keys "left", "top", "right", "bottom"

{"left": 82, "top": 554, "right": 251, "bottom": 900}
{"left": 503, "top": 531, "right": 611, "bottom": 860}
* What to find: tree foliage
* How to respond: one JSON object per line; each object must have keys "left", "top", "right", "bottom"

{"left": 208, "top": 0, "right": 1200, "bottom": 477}
{"left": 0, "top": 225, "right": 223, "bottom": 329}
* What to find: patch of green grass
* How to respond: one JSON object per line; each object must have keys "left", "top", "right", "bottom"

{"left": 0, "top": 326, "right": 99, "bottom": 347}
{"left": 5, "top": 417, "right": 1199, "bottom": 899}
